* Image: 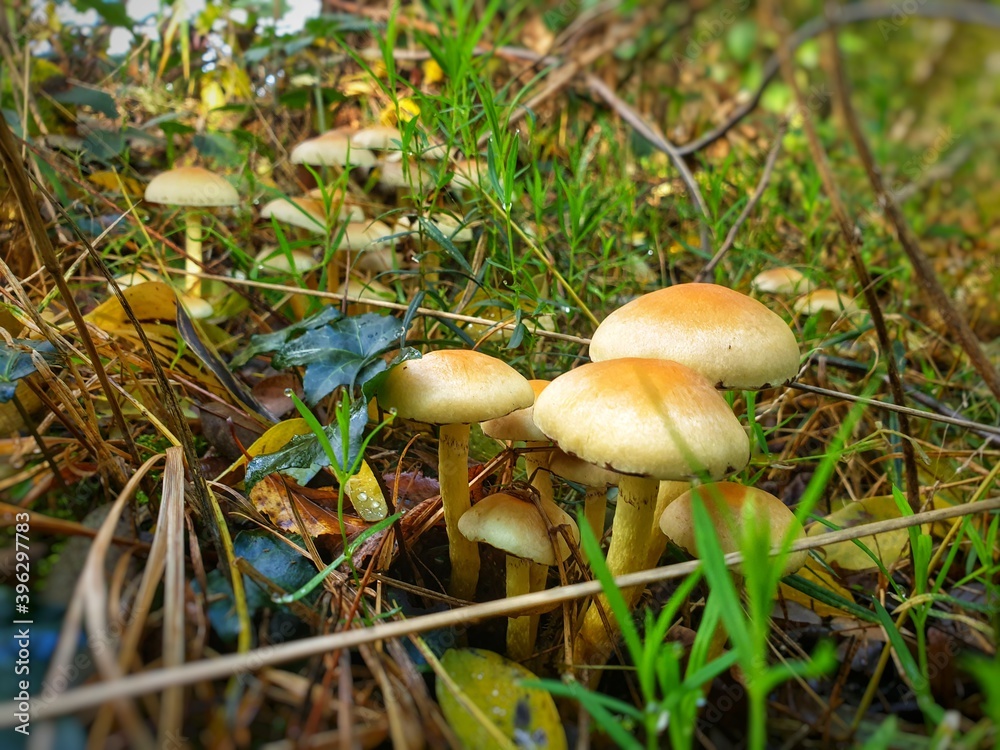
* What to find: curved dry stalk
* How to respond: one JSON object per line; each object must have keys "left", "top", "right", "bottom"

{"left": 8, "top": 493, "right": 999, "bottom": 725}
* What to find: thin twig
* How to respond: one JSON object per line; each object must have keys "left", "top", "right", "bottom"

{"left": 675, "top": 0, "right": 1000, "bottom": 157}
{"left": 584, "top": 72, "right": 713, "bottom": 256}
{"left": 769, "top": 8, "right": 921, "bottom": 511}
{"left": 825, "top": 4, "right": 1000, "bottom": 403}
{"left": 695, "top": 119, "right": 789, "bottom": 282}
{"left": 7, "top": 494, "right": 1000, "bottom": 724}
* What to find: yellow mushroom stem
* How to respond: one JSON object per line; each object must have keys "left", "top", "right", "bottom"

{"left": 582, "top": 486, "right": 607, "bottom": 542}
{"left": 526, "top": 555, "right": 552, "bottom": 654}
{"left": 506, "top": 556, "right": 533, "bottom": 661}
{"left": 522, "top": 443, "right": 553, "bottom": 506}
{"left": 644, "top": 480, "right": 692, "bottom": 569}
{"left": 574, "top": 474, "right": 659, "bottom": 671}
{"left": 438, "top": 422, "right": 480, "bottom": 601}
{"left": 183, "top": 211, "right": 204, "bottom": 294}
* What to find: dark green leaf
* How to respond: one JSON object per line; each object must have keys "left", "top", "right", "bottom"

{"left": 234, "top": 530, "right": 317, "bottom": 607}
{"left": 51, "top": 84, "right": 119, "bottom": 118}
{"left": 245, "top": 399, "right": 367, "bottom": 489}
{"left": 273, "top": 313, "right": 408, "bottom": 405}
{"left": 70, "top": 0, "right": 130, "bottom": 26}
{"left": 230, "top": 307, "right": 342, "bottom": 368}
{"left": 0, "top": 340, "right": 57, "bottom": 403}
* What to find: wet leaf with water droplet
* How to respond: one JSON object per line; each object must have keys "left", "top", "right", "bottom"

{"left": 437, "top": 648, "right": 566, "bottom": 750}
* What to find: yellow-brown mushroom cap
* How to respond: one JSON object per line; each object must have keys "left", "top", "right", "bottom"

{"left": 481, "top": 379, "right": 549, "bottom": 442}
{"left": 589, "top": 283, "right": 799, "bottom": 390}
{"left": 377, "top": 349, "right": 535, "bottom": 425}
{"left": 658, "top": 482, "right": 807, "bottom": 574}
{"left": 458, "top": 492, "right": 578, "bottom": 566}
{"left": 548, "top": 450, "right": 620, "bottom": 488}
{"left": 144, "top": 166, "right": 239, "bottom": 207}
{"left": 532, "top": 358, "right": 749, "bottom": 480}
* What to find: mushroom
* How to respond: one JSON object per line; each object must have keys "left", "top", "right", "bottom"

{"left": 291, "top": 128, "right": 377, "bottom": 171}
{"left": 481, "top": 380, "right": 553, "bottom": 507}
{"left": 532, "top": 358, "right": 749, "bottom": 669}
{"left": 254, "top": 247, "right": 317, "bottom": 320}
{"left": 397, "top": 211, "right": 476, "bottom": 281}
{"left": 144, "top": 166, "right": 240, "bottom": 296}
{"left": 350, "top": 125, "right": 403, "bottom": 153}
{"left": 377, "top": 350, "right": 535, "bottom": 600}
{"left": 458, "top": 491, "right": 579, "bottom": 661}
{"left": 793, "top": 288, "right": 861, "bottom": 316}
{"left": 547, "top": 449, "right": 619, "bottom": 543}
{"left": 589, "top": 283, "right": 800, "bottom": 390}
{"left": 751, "top": 267, "right": 815, "bottom": 296}
{"left": 658, "top": 482, "right": 807, "bottom": 575}
{"left": 259, "top": 196, "right": 328, "bottom": 234}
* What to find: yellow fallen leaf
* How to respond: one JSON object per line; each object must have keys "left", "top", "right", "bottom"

{"left": 423, "top": 59, "right": 444, "bottom": 85}
{"left": 437, "top": 648, "right": 566, "bottom": 750}
{"left": 807, "top": 495, "right": 907, "bottom": 571}
{"left": 88, "top": 170, "right": 144, "bottom": 197}
{"left": 344, "top": 460, "right": 388, "bottom": 521}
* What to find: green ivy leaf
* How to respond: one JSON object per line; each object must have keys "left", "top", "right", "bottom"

{"left": 245, "top": 398, "right": 367, "bottom": 490}
{"left": 230, "top": 306, "right": 341, "bottom": 368}
{"left": 273, "top": 313, "right": 408, "bottom": 405}
{"left": 0, "top": 340, "right": 57, "bottom": 403}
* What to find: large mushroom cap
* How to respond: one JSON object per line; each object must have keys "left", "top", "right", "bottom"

{"left": 458, "top": 492, "right": 578, "bottom": 566}
{"left": 589, "top": 283, "right": 800, "bottom": 390}
{"left": 144, "top": 166, "right": 239, "bottom": 207}
{"left": 658, "top": 482, "right": 807, "bottom": 574}
{"left": 533, "top": 358, "right": 749, "bottom": 480}
{"left": 377, "top": 349, "right": 535, "bottom": 425}
{"left": 291, "top": 129, "right": 376, "bottom": 168}
{"left": 481, "top": 379, "right": 549, "bottom": 442}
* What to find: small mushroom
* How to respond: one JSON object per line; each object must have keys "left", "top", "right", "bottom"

{"left": 752, "top": 267, "right": 815, "bottom": 296}
{"left": 144, "top": 166, "right": 239, "bottom": 296}
{"left": 658, "top": 482, "right": 807, "bottom": 575}
{"left": 377, "top": 350, "right": 535, "bottom": 600}
{"left": 458, "top": 491, "right": 578, "bottom": 661}
{"left": 291, "top": 128, "right": 377, "bottom": 171}
{"left": 254, "top": 247, "right": 317, "bottom": 320}
{"left": 481, "top": 380, "right": 553, "bottom": 506}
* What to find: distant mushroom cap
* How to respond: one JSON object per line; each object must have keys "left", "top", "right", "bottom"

{"left": 259, "top": 197, "right": 327, "bottom": 233}
{"left": 291, "top": 129, "right": 376, "bottom": 168}
{"left": 752, "top": 267, "right": 815, "bottom": 295}
{"left": 458, "top": 492, "right": 578, "bottom": 566}
{"left": 376, "top": 158, "right": 435, "bottom": 190}
{"left": 658, "top": 482, "right": 807, "bottom": 574}
{"left": 793, "top": 288, "right": 861, "bottom": 315}
{"left": 589, "top": 283, "right": 800, "bottom": 390}
{"left": 480, "top": 379, "right": 550, "bottom": 443}
{"left": 254, "top": 247, "right": 315, "bottom": 274}
{"left": 144, "top": 166, "right": 239, "bottom": 207}
{"left": 377, "top": 349, "right": 535, "bottom": 425}
{"left": 350, "top": 125, "right": 403, "bottom": 151}
{"left": 533, "top": 358, "right": 749, "bottom": 480}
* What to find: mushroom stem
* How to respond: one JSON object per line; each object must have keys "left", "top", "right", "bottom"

{"left": 506, "top": 556, "right": 533, "bottom": 661}
{"left": 527, "top": 560, "right": 549, "bottom": 655}
{"left": 183, "top": 211, "right": 204, "bottom": 294}
{"left": 644, "top": 480, "right": 691, "bottom": 569}
{"left": 522, "top": 445, "right": 553, "bottom": 506}
{"left": 439, "top": 422, "right": 480, "bottom": 600}
{"left": 582, "top": 486, "right": 607, "bottom": 542}
{"left": 574, "top": 474, "right": 659, "bottom": 671}
{"left": 325, "top": 253, "right": 341, "bottom": 295}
